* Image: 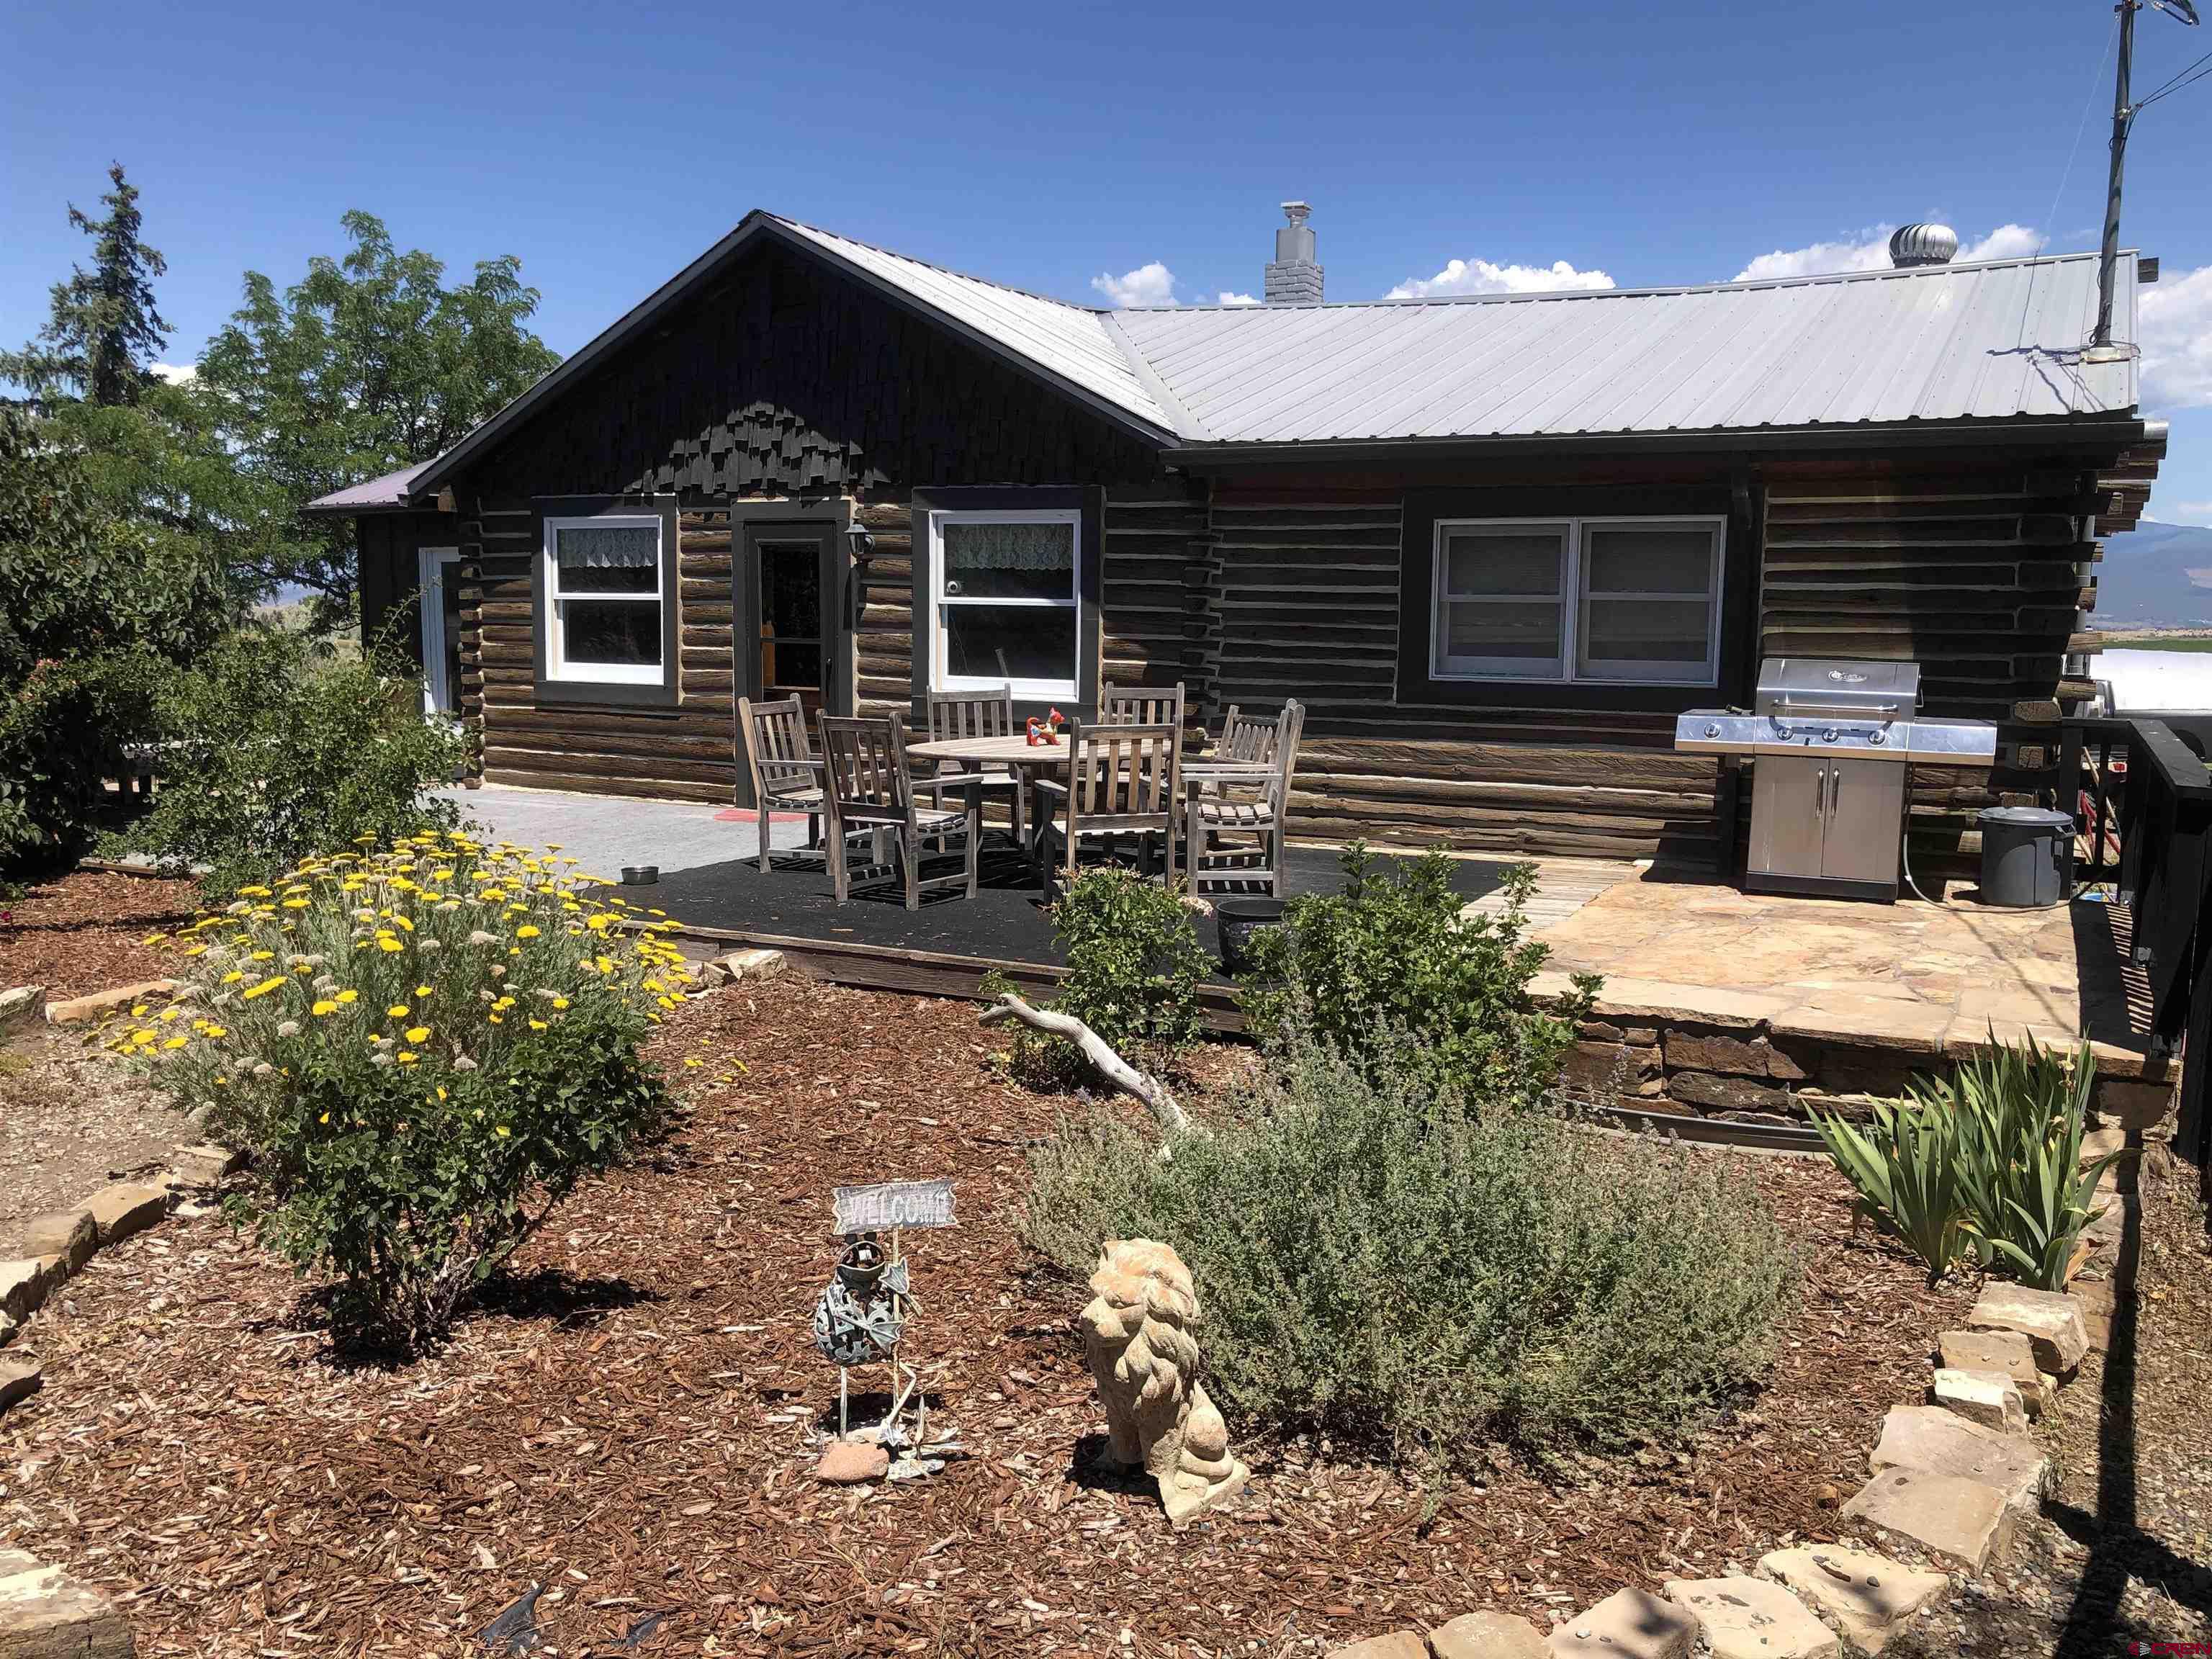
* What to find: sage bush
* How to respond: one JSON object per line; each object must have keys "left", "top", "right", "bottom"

{"left": 1025, "top": 1037, "right": 1796, "bottom": 1459}
{"left": 115, "top": 834, "right": 696, "bottom": 1350}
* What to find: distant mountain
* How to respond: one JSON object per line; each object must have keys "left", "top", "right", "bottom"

{"left": 2098, "top": 521, "right": 2212, "bottom": 630}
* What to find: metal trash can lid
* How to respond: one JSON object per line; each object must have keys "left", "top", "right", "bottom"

{"left": 1976, "top": 806, "right": 2073, "bottom": 829}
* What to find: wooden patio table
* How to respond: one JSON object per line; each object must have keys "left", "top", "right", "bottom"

{"left": 907, "top": 732, "right": 1072, "bottom": 880}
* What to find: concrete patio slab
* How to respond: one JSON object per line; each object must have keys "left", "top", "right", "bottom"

{"left": 433, "top": 783, "right": 814, "bottom": 880}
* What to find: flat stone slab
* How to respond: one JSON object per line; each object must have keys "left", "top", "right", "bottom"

{"left": 1966, "top": 1283, "right": 2087, "bottom": 1375}
{"left": 1326, "top": 1635, "right": 1428, "bottom": 1659}
{"left": 1662, "top": 1575, "right": 1837, "bottom": 1659}
{"left": 0, "top": 984, "right": 44, "bottom": 1039}
{"left": 1433, "top": 1610, "right": 1548, "bottom": 1659}
{"left": 1933, "top": 1367, "right": 2026, "bottom": 1434}
{"left": 1842, "top": 1467, "right": 2015, "bottom": 1572}
{"left": 1758, "top": 1546, "right": 1948, "bottom": 1655}
{"left": 0, "top": 1352, "right": 41, "bottom": 1414}
{"left": 1548, "top": 1588, "right": 1697, "bottom": 1659}
{"left": 0, "top": 1547, "right": 133, "bottom": 1657}
{"left": 1869, "top": 1406, "right": 2048, "bottom": 1516}
{"left": 0, "top": 1258, "right": 63, "bottom": 1326}
{"left": 1937, "top": 1328, "right": 2047, "bottom": 1412}
{"left": 11, "top": 1212, "right": 96, "bottom": 1274}
{"left": 1771, "top": 994, "right": 1948, "bottom": 1055}
{"left": 163, "top": 1143, "right": 243, "bottom": 1189}
{"left": 44, "top": 977, "right": 176, "bottom": 1025}
{"left": 81, "top": 1184, "right": 168, "bottom": 1249}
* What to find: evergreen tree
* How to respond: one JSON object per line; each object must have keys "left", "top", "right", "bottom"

{"left": 1, "top": 163, "right": 171, "bottom": 408}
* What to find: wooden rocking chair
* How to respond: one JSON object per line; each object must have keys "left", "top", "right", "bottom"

{"left": 817, "top": 714, "right": 984, "bottom": 910}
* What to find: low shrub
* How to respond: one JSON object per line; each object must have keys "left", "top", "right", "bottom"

{"left": 1815, "top": 1032, "right": 2115, "bottom": 1289}
{"left": 117, "top": 627, "right": 466, "bottom": 899}
{"left": 1001, "top": 868, "right": 1211, "bottom": 1087}
{"left": 1240, "top": 845, "right": 1597, "bottom": 1106}
{"left": 1025, "top": 1036, "right": 1796, "bottom": 1460}
{"left": 116, "top": 834, "right": 696, "bottom": 1350}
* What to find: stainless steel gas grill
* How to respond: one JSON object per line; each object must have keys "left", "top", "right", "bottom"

{"left": 1675, "top": 657, "right": 1998, "bottom": 902}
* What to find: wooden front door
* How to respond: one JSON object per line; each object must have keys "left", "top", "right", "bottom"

{"left": 734, "top": 516, "right": 845, "bottom": 807}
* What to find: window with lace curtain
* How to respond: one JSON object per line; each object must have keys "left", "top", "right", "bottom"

{"left": 927, "top": 509, "right": 1082, "bottom": 698}
{"left": 542, "top": 513, "right": 670, "bottom": 688}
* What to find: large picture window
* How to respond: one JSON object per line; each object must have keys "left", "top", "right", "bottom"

{"left": 542, "top": 513, "right": 669, "bottom": 688}
{"left": 1430, "top": 516, "right": 1723, "bottom": 686}
{"left": 928, "top": 509, "right": 1082, "bottom": 698}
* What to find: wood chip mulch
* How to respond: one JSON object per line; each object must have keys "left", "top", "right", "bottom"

{"left": 0, "top": 868, "right": 199, "bottom": 998}
{"left": 0, "top": 975, "right": 1974, "bottom": 1658}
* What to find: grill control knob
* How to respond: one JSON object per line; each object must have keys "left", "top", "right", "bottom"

{"left": 1704, "top": 723, "right": 1721, "bottom": 739}
{"left": 1869, "top": 728, "right": 1887, "bottom": 745}
{"left": 1822, "top": 727, "right": 1840, "bottom": 742}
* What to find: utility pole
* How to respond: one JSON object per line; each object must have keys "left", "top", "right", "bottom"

{"left": 2092, "top": 0, "right": 2137, "bottom": 347}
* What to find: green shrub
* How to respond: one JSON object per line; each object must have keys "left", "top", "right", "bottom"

{"left": 1025, "top": 1036, "right": 1795, "bottom": 1460}
{"left": 1815, "top": 1033, "right": 2115, "bottom": 1289}
{"left": 1240, "top": 845, "right": 1596, "bottom": 1106}
{"left": 115, "top": 835, "right": 694, "bottom": 1350}
{"left": 117, "top": 627, "right": 465, "bottom": 898}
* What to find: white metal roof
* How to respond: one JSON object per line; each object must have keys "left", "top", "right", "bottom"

{"left": 1112, "top": 251, "right": 2138, "bottom": 444}
{"left": 770, "top": 217, "right": 1175, "bottom": 432}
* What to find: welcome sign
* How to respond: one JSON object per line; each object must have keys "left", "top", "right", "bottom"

{"left": 832, "top": 1178, "right": 957, "bottom": 1236}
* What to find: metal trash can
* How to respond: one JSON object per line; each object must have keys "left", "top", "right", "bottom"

{"left": 1977, "top": 806, "right": 2074, "bottom": 907}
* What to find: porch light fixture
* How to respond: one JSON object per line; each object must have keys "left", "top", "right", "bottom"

{"left": 845, "top": 520, "right": 876, "bottom": 567}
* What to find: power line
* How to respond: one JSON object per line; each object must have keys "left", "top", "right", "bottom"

{"left": 2134, "top": 45, "right": 2212, "bottom": 107}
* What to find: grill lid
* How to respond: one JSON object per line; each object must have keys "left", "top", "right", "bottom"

{"left": 1755, "top": 657, "right": 1920, "bottom": 719}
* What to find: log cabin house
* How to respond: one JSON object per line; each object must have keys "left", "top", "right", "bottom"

{"left": 310, "top": 207, "right": 2164, "bottom": 876}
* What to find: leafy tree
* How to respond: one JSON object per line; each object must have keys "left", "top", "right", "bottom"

{"left": 1, "top": 163, "right": 171, "bottom": 409}
{"left": 196, "top": 212, "right": 562, "bottom": 611}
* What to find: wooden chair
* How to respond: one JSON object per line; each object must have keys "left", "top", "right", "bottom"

{"left": 737, "top": 695, "right": 827, "bottom": 873}
{"left": 1097, "top": 682, "right": 1187, "bottom": 730}
{"left": 1031, "top": 719, "right": 1182, "bottom": 894}
{"left": 922, "top": 685, "right": 1025, "bottom": 841}
{"left": 817, "top": 713, "right": 984, "bottom": 910}
{"left": 1184, "top": 698, "right": 1305, "bottom": 899}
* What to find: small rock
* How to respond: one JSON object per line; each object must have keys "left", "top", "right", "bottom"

{"left": 0, "top": 984, "right": 45, "bottom": 1038}
{"left": 0, "top": 1352, "right": 42, "bottom": 1414}
{"left": 1549, "top": 1588, "right": 1698, "bottom": 1659}
{"left": 816, "top": 1438, "right": 891, "bottom": 1484}
{"left": 1936, "top": 1328, "right": 2047, "bottom": 1413}
{"left": 164, "top": 1143, "right": 244, "bottom": 1189}
{"left": 1662, "top": 1575, "right": 1838, "bottom": 1659}
{"left": 718, "top": 948, "right": 787, "bottom": 982}
{"left": 1432, "top": 1610, "right": 1547, "bottom": 1659}
{"left": 81, "top": 1182, "right": 169, "bottom": 1247}
{"left": 0, "top": 1258, "right": 64, "bottom": 1326}
{"left": 12, "top": 1211, "right": 97, "bottom": 1273}
{"left": 43, "top": 977, "right": 176, "bottom": 1025}
{"left": 1758, "top": 1545, "right": 1948, "bottom": 1655}
{"left": 1966, "top": 1282, "right": 2087, "bottom": 1375}
{"left": 0, "top": 1546, "right": 133, "bottom": 1658}
{"left": 1841, "top": 1468, "right": 2015, "bottom": 1573}
{"left": 1869, "top": 1406, "right": 2048, "bottom": 1516}
{"left": 1932, "top": 1367, "right": 2027, "bottom": 1433}
{"left": 1327, "top": 1634, "right": 1427, "bottom": 1659}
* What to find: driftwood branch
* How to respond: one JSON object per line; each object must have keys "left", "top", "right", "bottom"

{"left": 980, "top": 992, "right": 1192, "bottom": 1134}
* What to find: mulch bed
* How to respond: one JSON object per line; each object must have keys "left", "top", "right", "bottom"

{"left": 0, "top": 974, "right": 1974, "bottom": 1658}
{"left": 0, "top": 868, "right": 199, "bottom": 998}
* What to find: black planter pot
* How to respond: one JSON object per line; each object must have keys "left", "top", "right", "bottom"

{"left": 1214, "top": 896, "right": 1285, "bottom": 976}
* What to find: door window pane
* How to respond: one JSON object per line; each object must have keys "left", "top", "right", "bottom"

{"left": 944, "top": 604, "right": 1074, "bottom": 684}
{"left": 1583, "top": 527, "right": 1714, "bottom": 595}
{"left": 943, "top": 520, "right": 1075, "bottom": 601}
{"left": 1581, "top": 598, "right": 1710, "bottom": 664}
{"left": 562, "top": 601, "right": 662, "bottom": 666}
{"left": 760, "top": 541, "right": 822, "bottom": 640}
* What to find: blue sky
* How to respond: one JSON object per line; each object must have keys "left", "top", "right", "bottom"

{"left": 4, "top": 0, "right": 2208, "bottom": 518}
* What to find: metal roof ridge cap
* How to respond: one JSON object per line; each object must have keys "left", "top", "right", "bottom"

{"left": 768, "top": 214, "right": 1106, "bottom": 317}
{"left": 1099, "top": 313, "right": 1212, "bottom": 442}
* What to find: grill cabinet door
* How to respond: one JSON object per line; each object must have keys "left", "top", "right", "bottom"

{"left": 1748, "top": 752, "right": 1828, "bottom": 881}
{"left": 1819, "top": 758, "right": 1905, "bottom": 887}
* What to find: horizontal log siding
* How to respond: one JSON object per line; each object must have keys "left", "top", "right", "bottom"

{"left": 1209, "top": 490, "right": 1723, "bottom": 863}
{"left": 852, "top": 497, "right": 914, "bottom": 720}
{"left": 1101, "top": 485, "right": 1210, "bottom": 713}
{"left": 472, "top": 507, "right": 743, "bottom": 804}
{"left": 1758, "top": 462, "right": 2098, "bottom": 876}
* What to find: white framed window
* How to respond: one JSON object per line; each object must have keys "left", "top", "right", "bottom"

{"left": 1431, "top": 515, "right": 1724, "bottom": 687}
{"left": 542, "top": 513, "right": 668, "bottom": 686}
{"left": 928, "top": 509, "right": 1082, "bottom": 699}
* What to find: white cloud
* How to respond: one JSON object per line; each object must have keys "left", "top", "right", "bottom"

{"left": 150, "top": 361, "right": 195, "bottom": 385}
{"left": 2163, "top": 499, "right": 2212, "bottom": 526}
{"left": 1385, "top": 257, "right": 1614, "bottom": 301}
{"left": 1092, "top": 261, "right": 1177, "bottom": 309}
{"left": 1216, "top": 291, "right": 1259, "bottom": 307}
{"left": 2141, "top": 264, "right": 2212, "bottom": 412}
{"left": 1732, "top": 222, "right": 2045, "bottom": 283}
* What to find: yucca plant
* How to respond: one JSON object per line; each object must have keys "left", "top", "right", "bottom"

{"left": 1810, "top": 1096, "right": 1974, "bottom": 1283}
{"left": 1918, "top": 1032, "right": 2115, "bottom": 1291}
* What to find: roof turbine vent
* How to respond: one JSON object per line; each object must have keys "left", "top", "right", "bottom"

{"left": 1888, "top": 223, "right": 1960, "bottom": 268}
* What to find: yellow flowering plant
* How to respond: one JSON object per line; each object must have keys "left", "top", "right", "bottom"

{"left": 114, "top": 833, "right": 699, "bottom": 1351}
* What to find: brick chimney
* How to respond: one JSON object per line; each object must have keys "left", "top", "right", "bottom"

{"left": 1264, "top": 201, "right": 1323, "bottom": 305}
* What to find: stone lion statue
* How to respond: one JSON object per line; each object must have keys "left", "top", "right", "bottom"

{"left": 1078, "top": 1238, "right": 1248, "bottom": 1528}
